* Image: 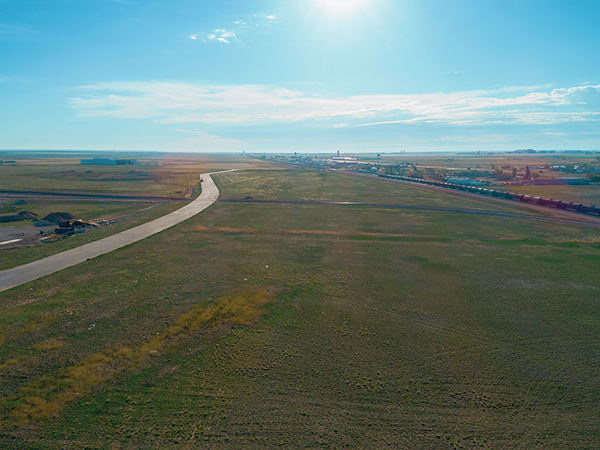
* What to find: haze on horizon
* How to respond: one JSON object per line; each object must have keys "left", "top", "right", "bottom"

{"left": 1, "top": 0, "right": 599, "bottom": 153}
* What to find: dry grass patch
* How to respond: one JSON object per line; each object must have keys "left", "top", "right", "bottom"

{"left": 33, "top": 338, "right": 64, "bottom": 352}
{"left": 0, "top": 289, "right": 275, "bottom": 427}
{"left": 193, "top": 225, "right": 439, "bottom": 240}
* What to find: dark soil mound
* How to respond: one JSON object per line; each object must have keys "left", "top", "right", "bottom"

{"left": 18, "top": 211, "right": 37, "bottom": 218}
{"left": 42, "top": 212, "right": 75, "bottom": 224}
{"left": 35, "top": 220, "right": 54, "bottom": 227}
{"left": 0, "top": 211, "right": 37, "bottom": 223}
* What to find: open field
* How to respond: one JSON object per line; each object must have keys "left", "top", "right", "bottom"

{"left": 260, "top": 150, "right": 600, "bottom": 208}
{"left": 0, "top": 163, "right": 599, "bottom": 448}
{"left": 0, "top": 152, "right": 284, "bottom": 198}
{"left": 216, "top": 170, "right": 552, "bottom": 216}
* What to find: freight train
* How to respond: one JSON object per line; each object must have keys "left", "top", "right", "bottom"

{"left": 378, "top": 174, "right": 600, "bottom": 217}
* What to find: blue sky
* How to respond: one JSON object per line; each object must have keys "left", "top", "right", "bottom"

{"left": 1, "top": 0, "right": 600, "bottom": 153}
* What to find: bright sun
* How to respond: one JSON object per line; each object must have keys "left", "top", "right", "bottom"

{"left": 317, "top": 0, "right": 367, "bottom": 15}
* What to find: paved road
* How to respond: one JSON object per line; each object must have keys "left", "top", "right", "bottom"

{"left": 0, "top": 171, "right": 230, "bottom": 293}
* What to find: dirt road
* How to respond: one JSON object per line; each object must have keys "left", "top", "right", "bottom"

{"left": 0, "top": 171, "right": 230, "bottom": 293}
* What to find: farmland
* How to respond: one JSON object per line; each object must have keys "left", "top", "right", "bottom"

{"left": 1, "top": 159, "right": 599, "bottom": 449}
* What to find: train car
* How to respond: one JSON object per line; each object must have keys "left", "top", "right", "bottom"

{"left": 380, "top": 172, "right": 600, "bottom": 217}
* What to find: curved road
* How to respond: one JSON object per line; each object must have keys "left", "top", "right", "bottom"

{"left": 0, "top": 171, "right": 231, "bottom": 293}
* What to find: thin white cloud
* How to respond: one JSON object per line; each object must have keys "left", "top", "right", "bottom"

{"left": 174, "top": 129, "right": 243, "bottom": 147}
{"left": 193, "top": 13, "right": 279, "bottom": 44}
{"left": 0, "top": 22, "right": 37, "bottom": 41}
{"left": 437, "top": 134, "right": 513, "bottom": 144}
{"left": 0, "top": 76, "right": 32, "bottom": 84}
{"left": 204, "top": 29, "right": 236, "bottom": 43}
{"left": 68, "top": 82, "right": 600, "bottom": 130}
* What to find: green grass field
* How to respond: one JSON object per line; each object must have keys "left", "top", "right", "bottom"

{"left": 0, "top": 165, "right": 599, "bottom": 449}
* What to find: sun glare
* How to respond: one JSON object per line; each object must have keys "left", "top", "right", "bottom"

{"left": 317, "top": 0, "right": 367, "bottom": 15}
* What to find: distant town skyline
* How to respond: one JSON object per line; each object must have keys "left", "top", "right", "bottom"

{"left": 2, "top": 0, "right": 600, "bottom": 153}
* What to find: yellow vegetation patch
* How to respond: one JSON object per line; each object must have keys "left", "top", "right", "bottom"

{"left": 194, "top": 226, "right": 259, "bottom": 234}
{"left": 0, "top": 315, "right": 60, "bottom": 350}
{"left": 19, "top": 316, "right": 59, "bottom": 335}
{"left": 0, "top": 289, "right": 274, "bottom": 426}
{"left": 33, "top": 338, "right": 64, "bottom": 352}
{"left": 194, "top": 226, "right": 436, "bottom": 239}
{"left": 0, "top": 358, "right": 18, "bottom": 371}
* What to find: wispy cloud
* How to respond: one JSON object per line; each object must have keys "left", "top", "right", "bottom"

{"left": 68, "top": 82, "right": 600, "bottom": 130}
{"left": 203, "top": 29, "right": 237, "bottom": 44}
{"left": 193, "top": 13, "right": 279, "bottom": 44}
{"left": 0, "top": 76, "right": 32, "bottom": 84}
{"left": 0, "top": 22, "right": 37, "bottom": 41}
{"left": 173, "top": 129, "right": 243, "bottom": 147}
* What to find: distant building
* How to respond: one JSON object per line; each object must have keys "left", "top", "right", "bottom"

{"left": 81, "top": 158, "right": 137, "bottom": 166}
{"left": 329, "top": 156, "right": 358, "bottom": 165}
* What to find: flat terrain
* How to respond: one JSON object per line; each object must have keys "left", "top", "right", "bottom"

{"left": 0, "top": 201, "right": 183, "bottom": 271}
{"left": 0, "top": 164, "right": 599, "bottom": 449}
{"left": 0, "top": 151, "right": 283, "bottom": 197}
{"left": 0, "top": 153, "right": 281, "bottom": 270}
{"left": 376, "top": 151, "right": 600, "bottom": 206}
{"left": 217, "top": 170, "right": 544, "bottom": 214}
{"left": 0, "top": 199, "right": 166, "bottom": 230}
{"left": 0, "top": 172, "right": 222, "bottom": 292}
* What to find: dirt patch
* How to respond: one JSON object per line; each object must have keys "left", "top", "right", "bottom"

{"left": 193, "top": 226, "right": 438, "bottom": 240}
